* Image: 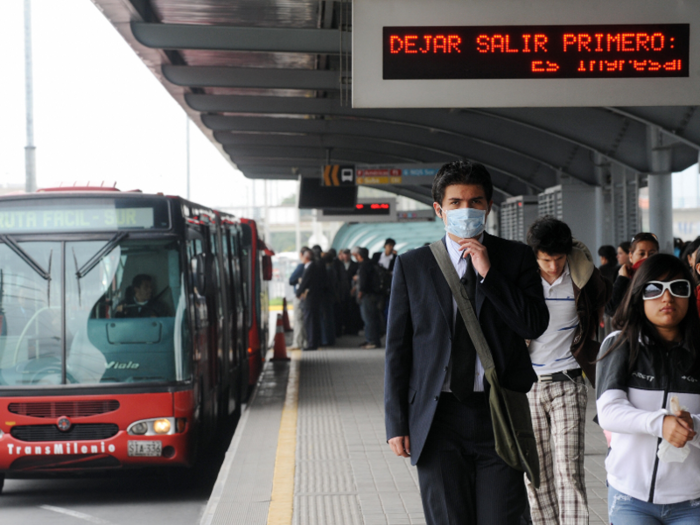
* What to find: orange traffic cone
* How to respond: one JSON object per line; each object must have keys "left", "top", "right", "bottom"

{"left": 271, "top": 314, "right": 291, "bottom": 361}
{"left": 282, "top": 298, "right": 292, "bottom": 332}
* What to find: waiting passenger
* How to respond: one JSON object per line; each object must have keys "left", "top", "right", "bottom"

{"left": 597, "top": 254, "right": 700, "bottom": 523}
{"left": 606, "top": 233, "right": 659, "bottom": 318}
{"left": 115, "top": 274, "right": 171, "bottom": 318}
{"left": 616, "top": 241, "right": 631, "bottom": 267}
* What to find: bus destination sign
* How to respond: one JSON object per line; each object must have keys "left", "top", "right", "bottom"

{"left": 383, "top": 24, "right": 689, "bottom": 80}
{"left": 0, "top": 207, "right": 156, "bottom": 233}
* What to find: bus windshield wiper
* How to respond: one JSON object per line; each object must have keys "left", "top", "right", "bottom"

{"left": 0, "top": 235, "right": 51, "bottom": 280}
{"left": 0, "top": 234, "right": 53, "bottom": 306}
{"left": 76, "top": 232, "right": 128, "bottom": 279}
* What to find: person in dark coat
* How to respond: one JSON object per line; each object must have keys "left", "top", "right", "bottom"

{"left": 354, "top": 247, "right": 381, "bottom": 349}
{"left": 371, "top": 238, "right": 397, "bottom": 272}
{"left": 296, "top": 248, "right": 324, "bottom": 350}
{"left": 321, "top": 251, "right": 338, "bottom": 346}
{"left": 338, "top": 248, "right": 362, "bottom": 335}
{"left": 384, "top": 160, "right": 549, "bottom": 525}
{"left": 597, "top": 244, "right": 619, "bottom": 285}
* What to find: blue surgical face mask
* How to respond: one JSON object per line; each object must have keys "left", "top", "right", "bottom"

{"left": 440, "top": 207, "right": 487, "bottom": 239}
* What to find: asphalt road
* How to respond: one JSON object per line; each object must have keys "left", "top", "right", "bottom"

{"left": 1, "top": 416, "right": 238, "bottom": 525}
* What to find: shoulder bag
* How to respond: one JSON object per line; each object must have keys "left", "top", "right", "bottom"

{"left": 429, "top": 241, "right": 540, "bottom": 487}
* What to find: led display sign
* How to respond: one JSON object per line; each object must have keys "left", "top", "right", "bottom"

{"left": 353, "top": 0, "right": 700, "bottom": 107}
{"left": 384, "top": 24, "right": 689, "bottom": 80}
{"left": 323, "top": 203, "right": 392, "bottom": 217}
{"left": 0, "top": 198, "right": 171, "bottom": 233}
{"left": 318, "top": 199, "right": 397, "bottom": 223}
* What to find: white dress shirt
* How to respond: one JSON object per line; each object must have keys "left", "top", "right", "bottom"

{"left": 441, "top": 235, "right": 485, "bottom": 393}
{"left": 528, "top": 263, "right": 579, "bottom": 376}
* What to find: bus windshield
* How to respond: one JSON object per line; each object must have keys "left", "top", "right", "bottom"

{"left": 0, "top": 238, "right": 191, "bottom": 386}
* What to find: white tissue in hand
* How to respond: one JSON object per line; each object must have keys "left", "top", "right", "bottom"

{"left": 657, "top": 396, "right": 691, "bottom": 463}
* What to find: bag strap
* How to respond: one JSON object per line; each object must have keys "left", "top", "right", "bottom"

{"left": 429, "top": 240, "right": 495, "bottom": 371}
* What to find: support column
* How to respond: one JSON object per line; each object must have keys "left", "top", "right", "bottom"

{"left": 646, "top": 126, "right": 674, "bottom": 254}
{"left": 593, "top": 153, "right": 610, "bottom": 248}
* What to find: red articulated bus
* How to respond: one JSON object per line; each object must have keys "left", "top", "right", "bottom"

{"left": 0, "top": 189, "right": 272, "bottom": 491}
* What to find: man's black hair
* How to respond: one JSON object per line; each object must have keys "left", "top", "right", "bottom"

{"left": 526, "top": 216, "right": 573, "bottom": 256}
{"left": 299, "top": 245, "right": 310, "bottom": 254}
{"left": 598, "top": 245, "right": 617, "bottom": 262}
{"left": 132, "top": 274, "right": 153, "bottom": 289}
{"left": 431, "top": 160, "right": 493, "bottom": 206}
{"left": 358, "top": 247, "right": 369, "bottom": 260}
{"left": 384, "top": 238, "right": 396, "bottom": 247}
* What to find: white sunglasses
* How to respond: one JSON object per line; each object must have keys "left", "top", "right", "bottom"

{"left": 642, "top": 280, "right": 692, "bottom": 300}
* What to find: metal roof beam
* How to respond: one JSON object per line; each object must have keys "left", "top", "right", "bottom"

{"left": 605, "top": 107, "right": 700, "bottom": 151}
{"left": 187, "top": 94, "right": 636, "bottom": 177}
{"left": 131, "top": 22, "right": 350, "bottom": 54}
{"left": 210, "top": 119, "right": 549, "bottom": 190}
{"left": 219, "top": 132, "right": 543, "bottom": 191}
{"left": 162, "top": 65, "right": 340, "bottom": 90}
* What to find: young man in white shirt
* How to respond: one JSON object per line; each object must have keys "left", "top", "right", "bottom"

{"left": 525, "top": 217, "right": 610, "bottom": 525}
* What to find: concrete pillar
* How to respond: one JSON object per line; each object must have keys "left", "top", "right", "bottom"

{"left": 646, "top": 126, "right": 674, "bottom": 254}
{"left": 593, "top": 153, "right": 609, "bottom": 249}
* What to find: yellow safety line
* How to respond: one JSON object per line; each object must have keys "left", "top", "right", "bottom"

{"left": 267, "top": 349, "right": 301, "bottom": 525}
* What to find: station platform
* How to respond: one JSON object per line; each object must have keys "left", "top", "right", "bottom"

{"left": 201, "top": 335, "right": 610, "bottom": 525}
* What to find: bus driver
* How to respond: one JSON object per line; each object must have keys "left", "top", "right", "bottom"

{"left": 115, "top": 274, "right": 171, "bottom": 318}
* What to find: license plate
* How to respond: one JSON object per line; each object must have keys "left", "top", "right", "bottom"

{"left": 128, "top": 440, "right": 162, "bottom": 457}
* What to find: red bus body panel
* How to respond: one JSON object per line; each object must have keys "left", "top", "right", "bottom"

{"left": 0, "top": 391, "right": 196, "bottom": 472}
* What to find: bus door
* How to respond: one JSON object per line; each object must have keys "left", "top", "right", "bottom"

{"left": 185, "top": 227, "right": 215, "bottom": 435}
{"left": 207, "top": 227, "right": 226, "bottom": 417}
{"left": 229, "top": 226, "right": 248, "bottom": 401}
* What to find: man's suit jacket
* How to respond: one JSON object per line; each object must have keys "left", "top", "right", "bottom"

{"left": 384, "top": 233, "right": 549, "bottom": 465}
{"left": 296, "top": 261, "right": 325, "bottom": 307}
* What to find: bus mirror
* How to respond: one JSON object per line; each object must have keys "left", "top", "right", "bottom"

{"left": 262, "top": 255, "right": 273, "bottom": 281}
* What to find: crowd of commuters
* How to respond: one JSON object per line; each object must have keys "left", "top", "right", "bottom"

{"left": 380, "top": 157, "right": 700, "bottom": 525}
{"left": 288, "top": 239, "right": 397, "bottom": 351}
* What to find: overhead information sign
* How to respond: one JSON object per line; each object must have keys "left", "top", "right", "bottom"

{"left": 353, "top": 0, "right": 700, "bottom": 107}
{"left": 356, "top": 164, "right": 442, "bottom": 185}
{"left": 384, "top": 24, "right": 688, "bottom": 79}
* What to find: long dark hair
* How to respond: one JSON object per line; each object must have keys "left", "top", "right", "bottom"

{"left": 605, "top": 254, "right": 700, "bottom": 370}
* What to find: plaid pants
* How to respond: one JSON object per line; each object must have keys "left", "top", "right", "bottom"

{"left": 525, "top": 375, "right": 588, "bottom": 525}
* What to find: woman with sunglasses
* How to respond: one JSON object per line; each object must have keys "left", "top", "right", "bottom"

{"left": 597, "top": 254, "right": 700, "bottom": 524}
{"left": 606, "top": 233, "right": 659, "bottom": 317}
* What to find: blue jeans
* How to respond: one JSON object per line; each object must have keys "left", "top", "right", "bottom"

{"left": 608, "top": 485, "right": 700, "bottom": 524}
{"left": 360, "top": 294, "right": 381, "bottom": 345}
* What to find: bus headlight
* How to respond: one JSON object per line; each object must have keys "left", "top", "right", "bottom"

{"left": 127, "top": 417, "right": 181, "bottom": 436}
{"left": 153, "top": 419, "right": 171, "bottom": 434}
{"left": 130, "top": 422, "right": 148, "bottom": 435}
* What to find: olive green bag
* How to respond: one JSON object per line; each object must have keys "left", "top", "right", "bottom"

{"left": 430, "top": 241, "right": 540, "bottom": 488}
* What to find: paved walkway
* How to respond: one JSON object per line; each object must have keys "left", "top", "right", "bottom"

{"left": 203, "top": 336, "right": 610, "bottom": 525}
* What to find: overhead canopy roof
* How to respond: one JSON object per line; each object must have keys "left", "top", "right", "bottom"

{"left": 94, "top": 0, "right": 700, "bottom": 205}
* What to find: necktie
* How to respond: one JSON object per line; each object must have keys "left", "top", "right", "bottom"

{"left": 450, "top": 256, "right": 477, "bottom": 402}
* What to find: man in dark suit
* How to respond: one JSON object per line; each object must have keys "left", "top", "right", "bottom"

{"left": 385, "top": 160, "right": 549, "bottom": 525}
{"left": 296, "top": 248, "right": 323, "bottom": 350}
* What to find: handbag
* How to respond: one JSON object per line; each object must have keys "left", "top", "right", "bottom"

{"left": 429, "top": 241, "right": 540, "bottom": 488}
